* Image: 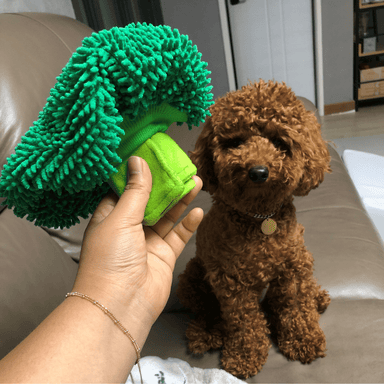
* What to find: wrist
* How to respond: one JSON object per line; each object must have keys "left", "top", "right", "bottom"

{"left": 71, "top": 275, "right": 156, "bottom": 349}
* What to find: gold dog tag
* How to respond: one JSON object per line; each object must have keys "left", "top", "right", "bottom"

{"left": 261, "top": 218, "right": 277, "bottom": 235}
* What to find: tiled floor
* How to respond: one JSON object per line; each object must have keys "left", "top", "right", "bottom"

{"left": 320, "top": 104, "right": 384, "bottom": 158}
{"left": 320, "top": 104, "right": 384, "bottom": 140}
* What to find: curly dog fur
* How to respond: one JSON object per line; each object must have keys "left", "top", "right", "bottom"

{"left": 177, "top": 80, "right": 332, "bottom": 378}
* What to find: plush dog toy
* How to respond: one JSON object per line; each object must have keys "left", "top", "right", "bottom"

{"left": 0, "top": 23, "right": 213, "bottom": 228}
{"left": 177, "top": 80, "right": 331, "bottom": 378}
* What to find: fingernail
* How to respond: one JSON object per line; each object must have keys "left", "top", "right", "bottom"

{"left": 128, "top": 156, "right": 142, "bottom": 175}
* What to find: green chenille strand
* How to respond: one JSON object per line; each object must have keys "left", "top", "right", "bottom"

{"left": 0, "top": 22, "right": 214, "bottom": 229}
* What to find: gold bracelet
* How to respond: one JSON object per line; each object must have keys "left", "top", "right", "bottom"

{"left": 65, "top": 292, "right": 141, "bottom": 364}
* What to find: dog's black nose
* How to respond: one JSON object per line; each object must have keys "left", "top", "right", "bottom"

{"left": 248, "top": 166, "right": 269, "bottom": 184}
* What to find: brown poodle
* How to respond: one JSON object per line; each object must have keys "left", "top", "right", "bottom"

{"left": 177, "top": 80, "right": 332, "bottom": 379}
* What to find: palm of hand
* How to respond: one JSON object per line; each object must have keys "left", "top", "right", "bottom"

{"left": 76, "top": 173, "right": 203, "bottom": 323}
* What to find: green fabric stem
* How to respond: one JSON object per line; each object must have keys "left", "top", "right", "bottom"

{"left": 110, "top": 132, "right": 197, "bottom": 226}
{"left": 108, "top": 103, "right": 197, "bottom": 226}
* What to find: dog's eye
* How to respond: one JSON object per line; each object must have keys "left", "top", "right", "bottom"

{"left": 271, "top": 138, "right": 285, "bottom": 150}
{"left": 226, "top": 138, "right": 244, "bottom": 148}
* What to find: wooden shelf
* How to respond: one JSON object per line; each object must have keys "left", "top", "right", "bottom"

{"left": 359, "top": 0, "right": 384, "bottom": 9}
{"left": 355, "top": 0, "right": 384, "bottom": 109}
{"left": 358, "top": 93, "right": 384, "bottom": 100}
{"left": 359, "top": 43, "right": 384, "bottom": 56}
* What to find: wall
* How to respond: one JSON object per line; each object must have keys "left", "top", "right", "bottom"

{"left": 321, "top": 0, "right": 354, "bottom": 106}
{"left": 160, "top": 0, "right": 230, "bottom": 100}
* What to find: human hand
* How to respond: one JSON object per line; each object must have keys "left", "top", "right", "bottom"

{"left": 72, "top": 156, "right": 204, "bottom": 326}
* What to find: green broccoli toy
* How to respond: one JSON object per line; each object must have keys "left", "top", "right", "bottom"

{"left": 0, "top": 22, "right": 213, "bottom": 228}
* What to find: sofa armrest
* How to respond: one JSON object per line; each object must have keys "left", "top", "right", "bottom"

{"left": 0, "top": 209, "right": 78, "bottom": 359}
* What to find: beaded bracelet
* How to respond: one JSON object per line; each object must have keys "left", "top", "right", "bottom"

{"left": 65, "top": 292, "right": 141, "bottom": 364}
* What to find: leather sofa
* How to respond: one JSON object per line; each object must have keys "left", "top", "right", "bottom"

{"left": 1, "top": 13, "right": 383, "bottom": 383}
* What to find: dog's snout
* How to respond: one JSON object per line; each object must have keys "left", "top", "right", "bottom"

{"left": 248, "top": 166, "right": 269, "bottom": 184}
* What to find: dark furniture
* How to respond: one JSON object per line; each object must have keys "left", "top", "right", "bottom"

{"left": 354, "top": 0, "right": 384, "bottom": 110}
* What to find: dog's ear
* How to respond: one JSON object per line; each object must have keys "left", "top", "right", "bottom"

{"left": 189, "top": 117, "right": 218, "bottom": 194}
{"left": 293, "top": 113, "right": 332, "bottom": 197}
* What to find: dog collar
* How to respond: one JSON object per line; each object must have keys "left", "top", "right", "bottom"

{"left": 244, "top": 208, "right": 279, "bottom": 220}
{"left": 246, "top": 204, "right": 282, "bottom": 235}
{"left": 221, "top": 200, "right": 282, "bottom": 235}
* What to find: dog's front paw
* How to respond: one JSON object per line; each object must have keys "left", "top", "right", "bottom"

{"left": 278, "top": 323, "right": 327, "bottom": 364}
{"left": 221, "top": 351, "right": 260, "bottom": 379}
{"left": 315, "top": 288, "right": 331, "bottom": 314}
{"left": 186, "top": 319, "right": 223, "bottom": 355}
{"left": 220, "top": 334, "right": 270, "bottom": 379}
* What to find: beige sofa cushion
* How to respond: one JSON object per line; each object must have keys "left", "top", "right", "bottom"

{"left": 0, "top": 209, "right": 78, "bottom": 358}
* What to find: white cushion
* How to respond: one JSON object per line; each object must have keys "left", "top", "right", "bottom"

{"left": 343, "top": 149, "right": 384, "bottom": 194}
{"left": 362, "top": 198, "right": 384, "bottom": 242}
{"left": 357, "top": 185, "right": 384, "bottom": 199}
{"left": 343, "top": 149, "right": 384, "bottom": 242}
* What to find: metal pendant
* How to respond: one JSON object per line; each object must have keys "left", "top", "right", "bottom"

{"left": 261, "top": 218, "right": 277, "bottom": 235}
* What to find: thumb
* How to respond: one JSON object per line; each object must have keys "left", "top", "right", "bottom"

{"left": 113, "top": 156, "right": 152, "bottom": 226}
